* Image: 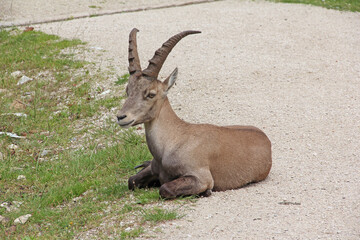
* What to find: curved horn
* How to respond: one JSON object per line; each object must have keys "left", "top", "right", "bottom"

{"left": 128, "top": 28, "right": 142, "bottom": 75}
{"left": 142, "top": 30, "right": 201, "bottom": 80}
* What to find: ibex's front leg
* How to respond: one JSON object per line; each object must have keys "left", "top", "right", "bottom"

{"left": 128, "top": 160, "right": 160, "bottom": 190}
{"left": 159, "top": 175, "right": 212, "bottom": 199}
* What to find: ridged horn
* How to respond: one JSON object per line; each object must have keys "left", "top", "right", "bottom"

{"left": 128, "top": 28, "right": 142, "bottom": 75}
{"left": 142, "top": 30, "right": 201, "bottom": 80}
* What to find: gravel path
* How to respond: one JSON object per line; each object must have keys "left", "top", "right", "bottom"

{"left": 0, "top": 0, "right": 210, "bottom": 27}
{"left": 5, "top": 0, "right": 360, "bottom": 238}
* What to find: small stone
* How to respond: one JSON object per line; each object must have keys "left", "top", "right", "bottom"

{"left": 11, "top": 71, "right": 22, "bottom": 78}
{"left": 17, "top": 175, "right": 26, "bottom": 180}
{"left": 14, "top": 214, "right": 31, "bottom": 225}
{"left": 72, "top": 196, "right": 82, "bottom": 203}
{"left": 0, "top": 202, "right": 19, "bottom": 212}
{"left": 97, "top": 89, "right": 111, "bottom": 98}
{"left": 8, "top": 144, "right": 18, "bottom": 150}
{"left": 12, "top": 201, "right": 23, "bottom": 208}
{"left": 124, "top": 227, "right": 132, "bottom": 232}
{"left": 0, "top": 215, "right": 10, "bottom": 225}
{"left": 0, "top": 152, "right": 3, "bottom": 160}
{"left": 10, "top": 167, "right": 23, "bottom": 171}
{"left": 17, "top": 76, "right": 33, "bottom": 85}
{"left": 83, "top": 190, "right": 94, "bottom": 196}
{"left": 0, "top": 132, "right": 25, "bottom": 139}
{"left": 40, "top": 149, "right": 51, "bottom": 157}
{"left": 1, "top": 113, "right": 27, "bottom": 117}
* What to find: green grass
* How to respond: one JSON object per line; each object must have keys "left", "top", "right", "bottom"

{"left": 269, "top": 0, "right": 360, "bottom": 11}
{"left": 0, "top": 29, "right": 185, "bottom": 239}
{"left": 115, "top": 73, "right": 130, "bottom": 86}
{"left": 142, "top": 208, "right": 181, "bottom": 223}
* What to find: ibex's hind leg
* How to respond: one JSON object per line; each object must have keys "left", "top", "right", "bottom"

{"left": 159, "top": 176, "right": 211, "bottom": 199}
{"left": 128, "top": 161, "right": 160, "bottom": 190}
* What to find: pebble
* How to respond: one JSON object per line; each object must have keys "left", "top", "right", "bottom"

{"left": 1, "top": 113, "right": 27, "bottom": 117}
{"left": 40, "top": 149, "right": 51, "bottom": 157}
{"left": 0, "top": 202, "right": 19, "bottom": 212}
{"left": 8, "top": 144, "right": 18, "bottom": 150}
{"left": 0, "top": 132, "right": 25, "bottom": 139}
{"left": 17, "top": 175, "right": 26, "bottom": 180}
{"left": 14, "top": 214, "right": 32, "bottom": 225}
{"left": 11, "top": 71, "right": 22, "bottom": 78}
{"left": 0, "top": 152, "right": 3, "bottom": 160}
{"left": 12, "top": 201, "right": 23, "bottom": 208}
{"left": 97, "top": 89, "right": 111, "bottom": 98}
{"left": 0, "top": 215, "right": 10, "bottom": 225}
{"left": 17, "top": 76, "right": 33, "bottom": 85}
{"left": 72, "top": 196, "right": 82, "bottom": 203}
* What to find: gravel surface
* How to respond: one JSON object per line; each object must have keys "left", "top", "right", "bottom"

{"left": 0, "top": 0, "right": 210, "bottom": 27}
{"left": 5, "top": 0, "right": 360, "bottom": 238}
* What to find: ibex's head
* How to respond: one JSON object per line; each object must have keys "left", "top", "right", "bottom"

{"left": 117, "top": 28, "right": 201, "bottom": 128}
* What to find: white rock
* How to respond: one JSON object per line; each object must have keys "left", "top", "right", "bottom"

{"left": 0, "top": 132, "right": 25, "bottom": 139}
{"left": 1, "top": 113, "right": 27, "bottom": 117}
{"left": 10, "top": 167, "right": 23, "bottom": 171}
{"left": 12, "top": 201, "right": 23, "bottom": 208}
{"left": 83, "top": 190, "right": 94, "bottom": 196}
{"left": 0, "top": 202, "right": 19, "bottom": 212}
{"left": 90, "top": 46, "right": 104, "bottom": 51}
{"left": 14, "top": 214, "right": 32, "bottom": 225}
{"left": 17, "top": 175, "right": 26, "bottom": 180}
{"left": 124, "top": 227, "right": 132, "bottom": 232}
{"left": 40, "top": 149, "right": 51, "bottom": 157}
{"left": 72, "top": 196, "right": 82, "bottom": 203}
{"left": 0, "top": 202, "right": 9, "bottom": 209}
{"left": 17, "top": 76, "right": 33, "bottom": 85}
{"left": 8, "top": 144, "right": 19, "bottom": 149}
{"left": 97, "top": 89, "right": 111, "bottom": 98}
{"left": 0, "top": 215, "right": 10, "bottom": 225}
{"left": 11, "top": 71, "right": 22, "bottom": 78}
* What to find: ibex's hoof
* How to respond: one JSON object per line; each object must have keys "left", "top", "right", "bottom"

{"left": 199, "top": 189, "right": 212, "bottom": 197}
{"left": 159, "top": 185, "right": 176, "bottom": 199}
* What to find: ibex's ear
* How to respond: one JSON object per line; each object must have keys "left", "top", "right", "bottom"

{"left": 163, "top": 68, "right": 178, "bottom": 92}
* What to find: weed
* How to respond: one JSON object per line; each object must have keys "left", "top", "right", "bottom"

{"left": 120, "top": 227, "right": 144, "bottom": 239}
{"left": 115, "top": 73, "right": 129, "bottom": 85}
{"left": 142, "top": 208, "right": 180, "bottom": 223}
{"left": 134, "top": 189, "right": 160, "bottom": 205}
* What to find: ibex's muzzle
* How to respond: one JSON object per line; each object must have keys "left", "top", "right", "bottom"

{"left": 117, "top": 114, "right": 134, "bottom": 128}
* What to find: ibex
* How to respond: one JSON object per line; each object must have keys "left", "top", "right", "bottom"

{"left": 117, "top": 28, "right": 272, "bottom": 199}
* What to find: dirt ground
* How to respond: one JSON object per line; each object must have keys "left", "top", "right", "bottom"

{"left": 2, "top": 0, "right": 360, "bottom": 239}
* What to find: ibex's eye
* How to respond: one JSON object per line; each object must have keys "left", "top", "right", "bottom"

{"left": 147, "top": 93, "right": 156, "bottom": 99}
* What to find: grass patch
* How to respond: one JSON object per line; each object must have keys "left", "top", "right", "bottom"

{"left": 269, "top": 0, "right": 360, "bottom": 12}
{"left": 115, "top": 73, "right": 129, "bottom": 85}
{"left": 142, "top": 208, "right": 180, "bottom": 223}
{"left": 0, "top": 29, "right": 186, "bottom": 239}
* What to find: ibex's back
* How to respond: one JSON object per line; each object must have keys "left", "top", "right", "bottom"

{"left": 117, "top": 28, "right": 272, "bottom": 199}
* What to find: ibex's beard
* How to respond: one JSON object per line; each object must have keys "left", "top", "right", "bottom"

{"left": 118, "top": 120, "right": 134, "bottom": 128}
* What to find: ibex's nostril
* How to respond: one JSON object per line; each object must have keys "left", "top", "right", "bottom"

{"left": 117, "top": 115, "right": 127, "bottom": 121}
